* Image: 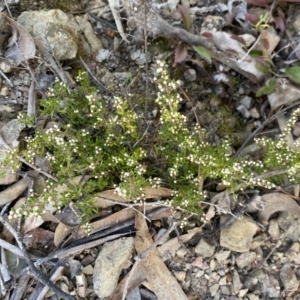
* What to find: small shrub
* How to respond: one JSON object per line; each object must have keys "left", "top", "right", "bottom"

{"left": 4, "top": 61, "right": 296, "bottom": 225}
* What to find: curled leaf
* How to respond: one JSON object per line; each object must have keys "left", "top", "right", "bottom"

{"left": 258, "top": 193, "right": 300, "bottom": 222}
{"left": 2, "top": 13, "right": 36, "bottom": 66}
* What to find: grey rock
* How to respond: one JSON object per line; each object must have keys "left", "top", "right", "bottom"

{"left": 176, "top": 247, "right": 187, "bottom": 259}
{"left": 1, "top": 119, "right": 24, "bottom": 147}
{"left": 184, "top": 69, "right": 197, "bottom": 82}
{"left": 243, "top": 276, "right": 258, "bottom": 290}
{"left": 261, "top": 275, "right": 280, "bottom": 298}
{"left": 278, "top": 211, "right": 300, "bottom": 242}
{"left": 232, "top": 270, "right": 242, "bottom": 294}
{"left": 96, "top": 49, "right": 111, "bottom": 62}
{"left": 236, "top": 252, "right": 256, "bottom": 269}
{"left": 93, "top": 237, "right": 134, "bottom": 298}
{"left": 214, "top": 250, "right": 231, "bottom": 262}
{"left": 280, "top": 263, "right": 299, "bottom": 291}
{"left": 240, "top": 96, "right": 252, "bottom": 109}
{"left": 33, "top": 22, "right": 78, "bottom": 60}
{"left": 114, "top": 72, "right": 132, "bottom": 82}
{"left": 209, "top": 283, "right": 219, "bottom": 296}
{"left": 210, "top": 259, "right": 217, "bottom": 271}
{"left": 268, "top": 219, "right": 281, "bottom": 240}
{"left": 17, "top": 10, "right": 102, "bottom": 60}
{"left": 236, "top": 104, "right": 250, "bottom": 118}
{"left": 220, "top": 284, "right": 231, "bottom": 295}
{"left": 131, "top": 49, "right": 141, "bottom": 60}
{"left": 220, "top": 215, "right": 258, "bottom": 252}
{"left": 195, "top": 239, "right": 215, "bottom": 257}
{"left": 245, "top": 294, "right": 260, "bottom": 300}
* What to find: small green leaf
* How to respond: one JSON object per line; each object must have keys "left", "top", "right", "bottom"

{"left": 285, "top": 66, "right": 300, "bottom": 84}
{"left": 193, "top": 46, "right": 211, "bottom": 64}
{"left": 256, "top": 77, "right": 275, "bottom": 97}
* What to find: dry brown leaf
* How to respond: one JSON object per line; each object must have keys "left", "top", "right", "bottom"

{"left": 0, "top": 176, "right": 31, "bottom": 206}
{"left": 258, "top": 193, "right": 300, "bottom": 222}
{"left": 94, "top": 187, "right": 173, "bottom": 208}
{"left": 158, "top": 228, "right": 202, "bottom": 259}
{"left": 2, "top": 13, "right": 35, "bottom": 66}
{"left": 54, "top": 222, "right": 75, "bottom": 248}
{"left": 76, "top": 206, "right": 171, "bottom": 239}
{"left": 106, "top": 264, "right": 146, "bottom": 300}
{"left": 268, "top": 79, "right": 300, "bottom": 110}
{"left": 255, "top": 27, "right": 280, "bottom": 56}
{"left": 211, "top": 190, "right": 231, "bottom": 213}
{"left": 135, "top": 211, "right": 188, "bottom": 300}
{"left": 144, "top": 187, "right": 173, "bottom": 198}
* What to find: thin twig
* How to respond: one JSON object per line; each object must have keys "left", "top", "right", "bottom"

{"left": 80, "top": 57, "right": 114, "bottom": 95}
{"left": 0, "top": 70, "right": 13, "bottom": 87}
{"left": 234, "top": 100, "right": 300, "bottom": 158}
{"left": 0, "top": 215, "right": 75, "bottom": 300}
{"left": 250, "top": 239, "right": 282, "bottom": 274}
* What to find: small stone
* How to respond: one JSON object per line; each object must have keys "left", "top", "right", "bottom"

{"left": 268, "top": 219, "right": 280, "bottom": 240}
{"left": 195, "top": 270, "right": 204, "bottom": 278}
{"left": 219, "top": 276, "right": 227, "bottom": 285}
{"left": 236, "top": 252, "right": 256, "bottom": 269}
{"left": 0, "top": 87, "right": 9, "bottom": 96}
{"left": 210, "top": 259, "right": 217, "bottom": 271}
{"left": 246, "top": 294, "right": 260, "bottom": 300}
{"left": 184, "top": 68, "right": 196, "bottom": 82}
{"left": 250, "top": 107, "right": 260, "bottom": 118}
{"left": 96, "top": 49, "right": 111, "bottom": 62}
{"left": 185, "top": 263, "right": 192, "bottom": 270}
{"left": 280, "top": 263, "right": 299, "bottom": 291}
{"left": 209, "top": 283, "right": 219, "bottom": 296}
{"left": 82, "top": 265, "right": 94, "bottom": 275}
{"left": 174, "top": 271, "right": 186, "bottom": 282}
{"left": 93, "top": 237, "right": 134, "bottom": 298}
{"left": 176, "top": 248, "right": 187, "bottom": 259}
{"left": 130, "top": 49, "right": 141, "bottom": 60}
{"left": 232, "top": 270, "right": 242, "bottom": 294}
{"left": 236, "top": 104, "right": 250, "bottom": 118}
{"left": 240, "top": 96, "right": 252, "bottom": 109}
{"left": 220, "top": 285, "right": 231, "bottom": 295}
{"left": 195, "top": 239, "right": 215, "bottom": 257}
{"left": 289, "top": 242, "right": 300, "bottom": 252}
{"left": 114, "top": 72, "right": 132, "bottom": 82}
{"left": 239, "top": 289, "right": 249, "bottom": 297}
{"left": 215, "top": 251, "right": 231, "bottom": 262}
{"left": 220, "top": 215, "right": 258, "bottom": 252}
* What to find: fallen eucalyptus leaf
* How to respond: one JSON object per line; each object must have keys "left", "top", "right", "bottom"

{"left": 258, "top": 193, "right": 300, "bottom": 222}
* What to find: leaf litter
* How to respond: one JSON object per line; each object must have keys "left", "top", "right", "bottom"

{"left": 1, "top": 0, "right": 300, "bottom": 299}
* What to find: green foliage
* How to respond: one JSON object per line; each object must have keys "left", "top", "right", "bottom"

{"left": 256, "top": 77, "right": 275, "bottom": 97}
{"left": 256, "top": 108, "right": 300, "bottom": 182}
{"left": 4, "top": 63, "right": 292, "bottom": 225}
{"left": 285, "top": 66, "right": 300, "bottom": 84}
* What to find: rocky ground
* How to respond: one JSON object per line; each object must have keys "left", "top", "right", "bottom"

{"left": 1, "top": 0, "right": 300, "bottom": 299}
